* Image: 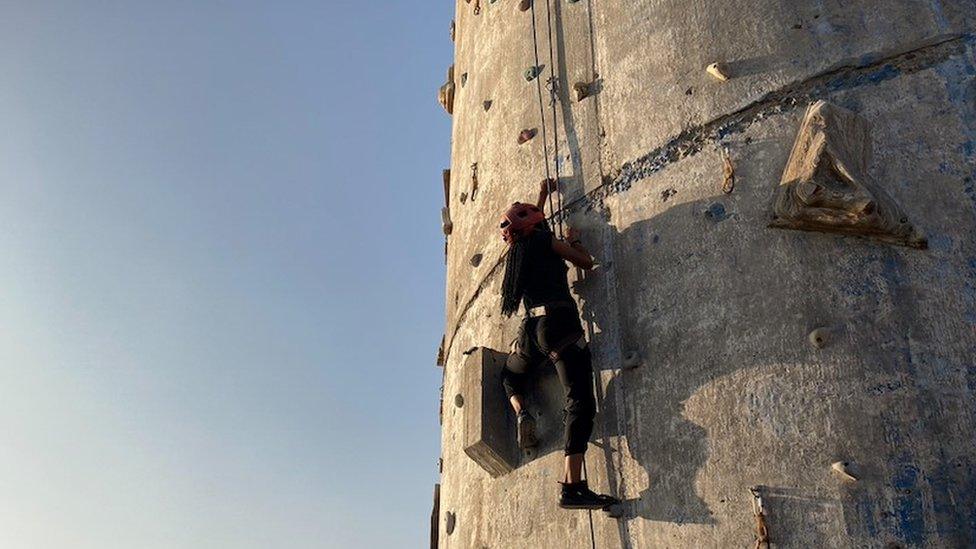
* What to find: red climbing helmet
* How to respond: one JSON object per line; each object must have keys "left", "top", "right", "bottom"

{"left": 500, "top": 202, "right": 545, "bottom": 244}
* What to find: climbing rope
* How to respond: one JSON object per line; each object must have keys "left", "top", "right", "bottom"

{"left": 541, "top": 0, "right": 565, "bottom": 238}
{"left": 530, "top": 5, "right": 593, "bottom": 548}
{"left": 528, "top": 0, "right": 565, "bottom": 238}
{"left": 583, "top": 457, "right": 597, "bottom": 549}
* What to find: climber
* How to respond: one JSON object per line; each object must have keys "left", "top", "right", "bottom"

{"left": 498, "top": 179, "right": 619, "bottom": 511}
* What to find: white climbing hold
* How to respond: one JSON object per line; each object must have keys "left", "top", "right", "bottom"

{"left": 808, "top": 326, "right": 835, "bottom": 349}
{"left": 831, "top": 461, "right": 858, "bottom": 482}
{"left": 706, "top": 62, "right": 730, "bottom": 82}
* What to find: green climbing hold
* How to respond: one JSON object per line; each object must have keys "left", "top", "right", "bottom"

{"left": 524, "top": 66, "right": 541, "bottom": 81}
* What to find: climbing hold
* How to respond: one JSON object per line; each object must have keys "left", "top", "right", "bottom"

{"left": 442, "top": 169, "right": 451, "bottom": 205}
{"left": 470, "top": 163, "right": 479, "bottom": 200}
{"left": 831, "top": 461, "right": 858, "bottom": 482}
{"left": 524, "top": 66, "right": 541, "bottom": 81}
{"left": 454, "top": 394, "right": 464, "bottom": 408}
{"left": 704, "top": 202, "right": 728, "bottom": 222}
{"left": 460, "top": 72, "right": 468, "bottom": 88}
{"left": 518, "top": 128, "right": 537, "bottom": 145}
{"left": 808, "top": 326, "right": 834, "bottom": 349}
{"left": 749, "top": 487, "right": 770, "bottom": 549}
{"left": 573, "top": 81, "right": 591, "bottom": 102}
{"left": 706, "top": 62, "right": 730, "bottom": 82}
{"left": 770, "top": 101, "right": 927, "bottom": 249}
{"left": 445, "top": 511, "right": 456, "bottom": 535}
{"left": 441, "top": 207, "right": 453, "bottom": 236}
{"left": 473, "top": 0, "right": 481, "bottom": 15}
{"left": 721, "top": 146, "right": 735, "bottom": 194}
{"left": 623, "top": 351, "right": 642, "bottom": 369}
{"left": 460, "top": 191, "right": 468, "bottom": 204}
{"left": 438, "top": 65, "right": 456, "bottom": 115}
{"left": 518, "top": 0, "right": 531, "bottom": 12}
{"left": 450, "top": 20, "right": 456, "bottom": 42}
{"left": 483, "top": 100, "right": 493, "bottom": 112}
{"left": 470, "top": 253, "right": 483, "bottom": 267}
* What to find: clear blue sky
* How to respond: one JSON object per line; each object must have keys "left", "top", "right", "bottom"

{"left": 0, "top": 3, "right": 449, "bottom": 547}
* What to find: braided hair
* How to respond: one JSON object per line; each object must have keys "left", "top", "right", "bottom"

{"left": 501, "top": 222, "right": 550, "bottom": 316}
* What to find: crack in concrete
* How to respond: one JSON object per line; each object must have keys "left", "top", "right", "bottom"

{"left": 443, "top": 33, "right": 973, "bottom": 366}
{"left": 558, "top": 32, "right": 972, "bottom": 217}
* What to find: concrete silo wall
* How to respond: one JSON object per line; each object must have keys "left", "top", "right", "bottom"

{"left": 436, "top": 1, "right": 976, "bottom": 547}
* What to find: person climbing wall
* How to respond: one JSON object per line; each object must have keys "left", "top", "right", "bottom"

{"left": 498, "top": 179, "right": 620, "bottom": 511}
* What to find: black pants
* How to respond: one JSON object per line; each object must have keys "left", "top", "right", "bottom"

{"left": 501, "top": 308, "right": 596, "bottom": 456}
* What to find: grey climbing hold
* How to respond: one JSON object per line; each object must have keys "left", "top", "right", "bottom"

{"left": 704, "top": 202, "right": 728, "bottom": 222}
{"left": 460, "top": 72, "right": 468, "bottom": 88}
{"left": 524, "top": 66, "right": 541, "bottom": 81}
{"left": 483, "top": 100, "right": 492, "bottom": 112}
{"left": 623, "top": 350, "right": 642, "bottom": 369}
{"left": 518, "top": 0, "right": 531, "bottom": 12}
{"left": 454, "top": 394, "right": 464, "bottom": 408}
{"left": 470, "top": 253, "right": 483, "bottom": 267}
{"left": 445, "top": 511, "right": 456, "bottom": 535}
{"left": 441, "top": 208, "right": 453, "bottom": 236}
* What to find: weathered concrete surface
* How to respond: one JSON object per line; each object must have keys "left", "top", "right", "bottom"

{"left": 438, "top": 1, "right": 976, "bottom": 547}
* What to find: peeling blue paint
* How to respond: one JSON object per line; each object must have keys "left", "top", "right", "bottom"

{"left": 927, "top": 234, "right": 953, "bottom": 252}
{"left": 892, "top": 462, "right": 926, "bottom": 545}
{"left": 858, "top": 495, "right": 879, "bottom": 538}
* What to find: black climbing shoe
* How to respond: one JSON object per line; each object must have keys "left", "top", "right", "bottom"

{"left": 559, "top": 481, "right": 620, "bottom": 510}
{"left": 517, "top": 411, "right": 537, "bottom": 449}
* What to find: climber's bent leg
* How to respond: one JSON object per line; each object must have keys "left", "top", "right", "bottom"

{"left": 502, "top": 353, "right": 538, "bottom": 448}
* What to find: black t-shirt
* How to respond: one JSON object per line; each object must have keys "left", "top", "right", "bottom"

{"left": 521, "top": 229, "right": 573, "bottom": 309}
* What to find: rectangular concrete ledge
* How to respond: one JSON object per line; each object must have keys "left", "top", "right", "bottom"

{"left": 462, "top": 347, "right": 518, "bottom": 477}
